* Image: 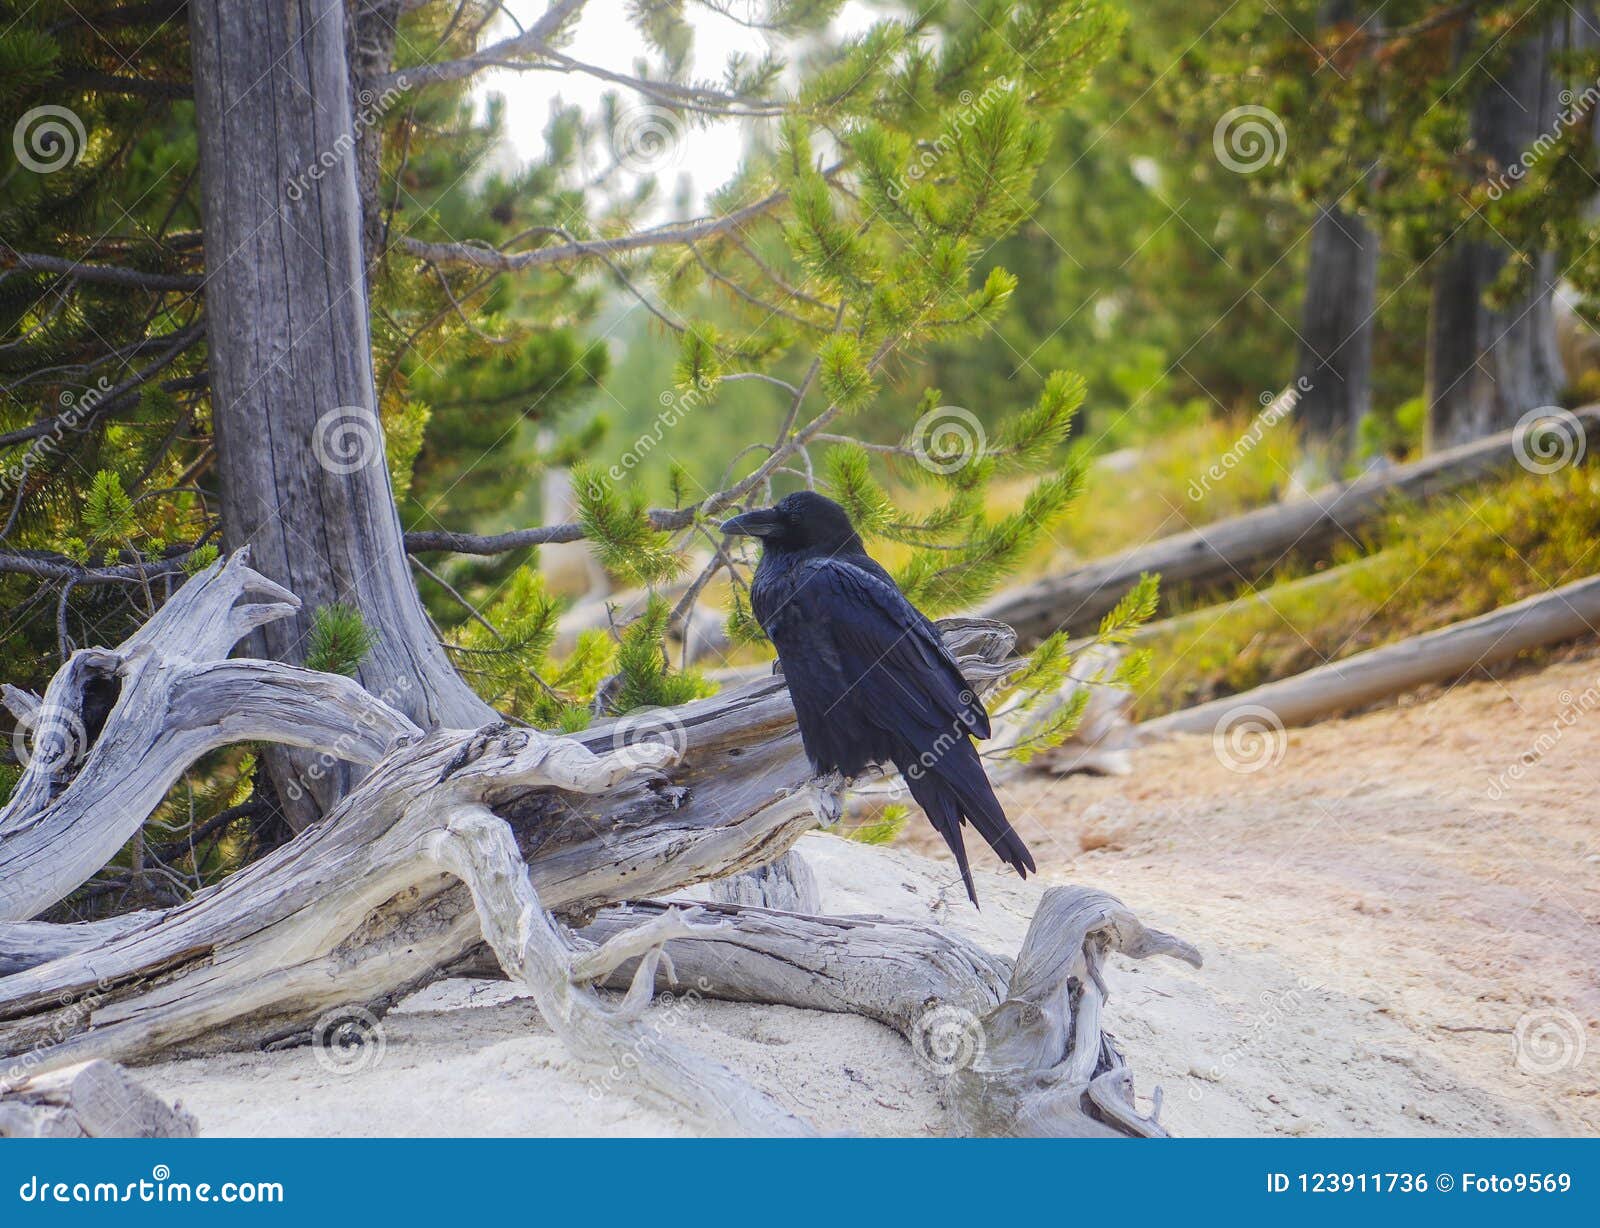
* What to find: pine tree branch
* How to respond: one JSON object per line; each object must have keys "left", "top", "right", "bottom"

{"left": 58, "top": 68, "right": 191, "bottom": 100}
{"left": 372, "top": 0, "right": 587, "bottom": 91}
{"left": 399, "top": 181, "right": 808, "bottom": 271}
{"left": 0, "top": 250, "right": 202, "bottom": 292}
{"left": 0, "top": 550, "right": 195, "bottom": 585}
{"left": 0, "top": 322, "right": 205, "bottom": 449}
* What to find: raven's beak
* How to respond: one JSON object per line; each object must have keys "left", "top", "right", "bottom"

{"left": 720, "top": 507, "right": 783, "bottom": 538}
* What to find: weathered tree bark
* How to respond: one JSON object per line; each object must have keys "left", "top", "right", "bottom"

{"left": 0, "top": 552, "right": 416, "bottom": 923}
{"left": 1295, "top": 1, "right": 1380, "bottom": 460}
{"left": 1298, "top": 200, "right": 1378, "bottom": 455}
{"left": 188, "top": 0, "right": 495, "bottom": 826}
{"left": 0, "top": 567, "right": 1192, "bottom": 1136}
{"left": 585, "top": 886, "right": 1200, "bottom": 1137}
{"left": 1141, "top": 572, "right": 1600, "bottom": 735}
{"left": 347, "top": 0, "right": 404, "bottom": 268}
{"left": 982, "top": 404, "right": 1600, "bottom": 642}
{"left": 1427, "top": 19, "right": 1566, "bottom": 448}
{"left": 0, "top": 1060, "right": 197, "bottom": 1138}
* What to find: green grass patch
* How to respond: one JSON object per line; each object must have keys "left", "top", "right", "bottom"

{"left": 1137, "top": 464, "right": 1600, "bottom": 717}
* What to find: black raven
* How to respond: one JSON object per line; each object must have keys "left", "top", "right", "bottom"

{"left": 721, "top": 491, "right": 1034, "bottom": 905}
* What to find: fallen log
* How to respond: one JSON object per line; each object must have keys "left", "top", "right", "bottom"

{"left": 586, "top": 886, "right": 1200, "bottom": 1137}
{"left": 0, "top": 1060, "right": 197, "bottom": 1138}
{"left": 0, "top": 558, "right": 1192, "bottom": 1136}
{"left": 982, "top": 405, "right": 1600, "bottom": 643}
{"left": 1141, "top": 572, "right": 1600, "bottom": 736}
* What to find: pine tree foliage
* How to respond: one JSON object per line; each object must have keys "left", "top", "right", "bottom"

{"left": 1, "top": 0, "right": 1161, "bottom": 904}
{"left": 304, "top": 605, "right": 378, "bottom": 678}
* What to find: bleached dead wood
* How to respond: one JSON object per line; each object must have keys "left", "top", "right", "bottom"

{"left": 0, "top": 574, "right": 1087, "bottom": 1133}
{"left": 1142, "top": 572, "right": 1600, "bottom": 736}
{"left": 0, "top": 1060, "right": 197, "bottom": 1138}
{"left": 0, "top": 557, "right": 1197, "bottom": 1136}
{"left": 952, "top": 887, "right": 1200, "bottom": 1136}
{"left": 0, "top": 551, "right": 419, "bottom": 923}
{"left": 983, "top": 405, "right": 1600, "bottom": 642}
{"left": 581, "top": 885, "right": 1200, "bottom": 1137}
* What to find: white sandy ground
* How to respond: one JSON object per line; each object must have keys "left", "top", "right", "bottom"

{"left": 139, "top": 651, "right": 1600, "bottom": 1137}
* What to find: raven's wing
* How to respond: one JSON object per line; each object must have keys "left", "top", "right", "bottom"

{"left": 760, "top": 555, "right": 1031, "bottom": 900}
{"left": 757, "top": 555, "right": 988, "bottom": 761}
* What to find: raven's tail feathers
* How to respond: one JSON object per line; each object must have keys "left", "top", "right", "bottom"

{"left": 899, "top": 740, "right": 1034, "bottom": 907}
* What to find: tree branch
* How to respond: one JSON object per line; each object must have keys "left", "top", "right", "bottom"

{"left": 0, "top": 251, "right": 202, "bottom": 292}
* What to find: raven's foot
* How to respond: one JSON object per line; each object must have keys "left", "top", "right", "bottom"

{"left": 808, "top": 770, "right": 847, "bottom": 827}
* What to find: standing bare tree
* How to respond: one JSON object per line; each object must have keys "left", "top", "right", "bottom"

{"left": 1294, "top": 0, "right": 1380, "bottom": 462}
{"left": 1427, "top": 16, "right": 1566, "bottom": 448}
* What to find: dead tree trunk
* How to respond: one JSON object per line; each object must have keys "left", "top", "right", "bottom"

{"left": 188, "top": 0, "right": 494, "bottom": 799}
{"left": 0, "top": 561, "right": 1195, "bottom": 1137}
{"left": 1427, "top": 19, "right": 1566, "bottom": 448}
{"left": 1295, "top": 1, "right": 1380, "bottom": 461}
{"left": 1298, "top": 200, "right": 1378, "bottom": 457}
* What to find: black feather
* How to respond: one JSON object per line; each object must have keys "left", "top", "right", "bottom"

{"left": 727, "top": 492, "right": 1034, "bottom": 905}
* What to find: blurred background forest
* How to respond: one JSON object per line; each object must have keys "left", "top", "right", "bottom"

{"left": 6, "top": 0, "right": 1600, "bottom": 909}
